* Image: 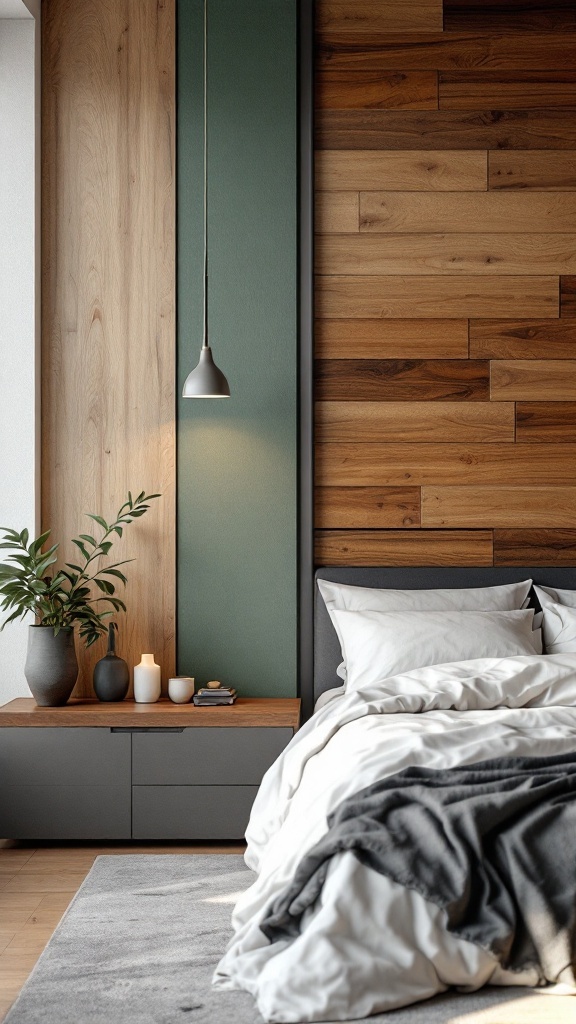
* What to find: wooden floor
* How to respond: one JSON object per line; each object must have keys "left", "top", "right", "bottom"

{"left": 1, "top": 842, "right": 575, "bottom": 1024}
{"left": 0, "top": 838, "right": 244, "bottom": 1021}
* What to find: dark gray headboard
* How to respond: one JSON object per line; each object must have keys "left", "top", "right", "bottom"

{"left": 313, "top": 566, "right": 576, "bottom": 703}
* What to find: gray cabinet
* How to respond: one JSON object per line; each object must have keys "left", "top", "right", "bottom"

{"left": 0, "top": 728, "right": 131, "bottom": 839}
{"left": 0, "top": 719, "right": 296, "bottom": 840}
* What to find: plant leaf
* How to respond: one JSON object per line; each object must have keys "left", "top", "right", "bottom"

{"left": 86, "top": 514, "right": 108, "bottom": 530}
{"left": 72, "top": 539, "right": 90, "bottom": 560}
{"left": 29, "top": 531, "right": 52, "bottom": 556}
{"left": 101, "top": 568, "right": 127, "bottom": 585}
{"left": 78, "top": 534, "right": 97, "bottom": 548}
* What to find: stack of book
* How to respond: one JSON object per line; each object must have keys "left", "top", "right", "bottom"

{"left": 193, "top": 686, "right": 237, "bottom": 706}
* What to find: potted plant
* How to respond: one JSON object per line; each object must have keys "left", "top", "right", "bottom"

{"left": 0, "top": 491, "right": 159, "bottom": 706}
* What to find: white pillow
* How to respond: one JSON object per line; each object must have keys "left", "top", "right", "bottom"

{"left": 534, "top": 586, "right": 576, "bottom": 654}
{"left": 318, "top": 578, "right": 533, "bottom": 680}
{"left": 332, "top": 608, "right": 538, "bottom": 692}
{"left": 535, "top": 585, "right": 576, "bottom": 609}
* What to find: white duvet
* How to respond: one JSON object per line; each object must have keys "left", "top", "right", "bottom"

{"left": 214, "top": 654, "right": 576, "bottom": 1022}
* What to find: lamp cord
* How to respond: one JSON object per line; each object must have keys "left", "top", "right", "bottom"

{"left": 202, "top": 0, "right": 208, "bottom": 349}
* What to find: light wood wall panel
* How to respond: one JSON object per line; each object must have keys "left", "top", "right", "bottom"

{"left": 315, "top": 2, "right": 576, "bottom": 569}
{"left": 359, "top": 193, "right": 576, "bottom": 233}
{"left": 316, "top": 319, "right": 469, "bottom": 358}
{"left": 42, "top": 0, "right": 176, "bottom": 695}
{"left": 316, "top": 275, "right": 558, "bottom": 319}
{"left": 488, "top": 151, "right": 576, "bottom": 190}
{"left": 318, "top": 234, "right": 576, "bottom": 276}
{"left": 316, "top": 401, "right": 515, "bottom": 442}
{"left": 316, "top": 150, "right": 487, "bottom": 191}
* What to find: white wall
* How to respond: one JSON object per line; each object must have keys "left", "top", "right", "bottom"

{"left": 0, "top": 17, "right": 38, "bottom": 701}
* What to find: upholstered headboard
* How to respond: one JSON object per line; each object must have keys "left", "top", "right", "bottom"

{"left": 313, "top": 566, "right": 576, "bottom": 703}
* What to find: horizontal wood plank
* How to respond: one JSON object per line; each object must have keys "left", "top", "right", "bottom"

{"left": 316, "top": 275, "right": 558, "bottom": 319}
{"left": 422, "top": 486, "right": 576, "bottom": 528}
{"left": 470, "top": 320, "right": 576, "bottom": 359}
{"left": 494, "top": 529, "right": 576, "bottom": 566}
{"left": 315, "top": 529, "right": 493, "bottom": 566}
{"left": 318, "top": 233, "right": 576, "bottom": 276}
{"left": 0, "top": 698, "right": 301, "bottom": 730}
{"left": 316, "top": 70, "right": 437, "bottom": 110}
{"left": 316, "top": 1, "right": 443, "bottom": 34}
{"left": 516, "top": 402, "right": 576, "bottom": 442}
{"left": 443, "top": 1, "right": 576, "bottom": 32}
{"left": 316, "top": 150, "right": 487, "bottom": 192}
{"left": 489, "top": 151, "right": 576, "bottom": 191}
{"left": 316, "top": 33, "right": 576, "bottom": 72}
{"left": 359, "top": 192, "right": 576, "bottom": 233}
{"left": 316, "top": 109, "right": 576, "bottom": 150}
{"left": 315, "top": 319, "right": 469, "bottom": 358}
{"left": 315, "top": 486, "right": 420, "bottom": 528}
{"left": 316, "top": 401, "right": 515, "bottom": 442}
{"left": 561, "top": 276, "right": 576, "bottom": 318}
{"left": 316, "top": 359, "right": 489, "bottom": 401}
{"left": 439, "top": 72, "right": 576, "bottom": 109}
{"left": 316, "top": 191, "right": 359, "bottom": 233}
{"left": 491, "top": 360, "right": 576, "bottom": 400}
{"left": 316, "top": 442, "right": 576, "bottom": 486}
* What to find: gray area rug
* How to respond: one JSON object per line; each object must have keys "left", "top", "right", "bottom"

{"left": 3, "top": 854, "right": 562, "bottom": 1023}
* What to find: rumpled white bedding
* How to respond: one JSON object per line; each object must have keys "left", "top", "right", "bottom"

{"left": 214, "top": 654, "right": 576, "bottom": 1022}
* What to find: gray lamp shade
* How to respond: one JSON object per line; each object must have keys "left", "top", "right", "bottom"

{"left": 182, "top": 345, "right": 230, "bottom": 398}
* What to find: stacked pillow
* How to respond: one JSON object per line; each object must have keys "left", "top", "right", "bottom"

{"left": 534, "top": 586, "right": 576, "bottom": 655}
{"left": 317, "top": 578, "right": 541, "bottom": 693}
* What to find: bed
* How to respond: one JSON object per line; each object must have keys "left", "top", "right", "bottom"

{"left": 214, "top": 567, "right": 576, "bottom": 1022}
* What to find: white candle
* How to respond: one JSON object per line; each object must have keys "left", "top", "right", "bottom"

{"left": 134, "top": 654, "right": 161, "bottom": 703}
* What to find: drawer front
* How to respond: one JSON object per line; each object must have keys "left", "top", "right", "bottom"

{"left": 132, "top": 727, "right": 293, "bottom": 785}
{"left": 132, "top": 785, "right": 258, "bottom": 840}
{"left": 0, "top": 728, "right": 131, "bottom": 786}
{"left": 0, "top": 785, "right": 131, "bottom": 839}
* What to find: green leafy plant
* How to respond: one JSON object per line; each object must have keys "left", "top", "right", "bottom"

{"left": 0, "top": 491, "right": 160, "bottom": 647}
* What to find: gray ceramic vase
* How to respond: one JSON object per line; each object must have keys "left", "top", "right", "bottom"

{"left": 93, "top": 624, "right": 129, "bottom": 702}
{"left": 25, "top": 625, "right": 78, "bottom": 706}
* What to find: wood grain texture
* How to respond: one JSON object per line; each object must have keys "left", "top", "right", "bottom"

{"left": 470, "top": 320, "right": 576, "bottom": 359}
{"left": 316, "top": 150, "right": 488, "bottom": 191}
{"left": 315, "top": 487, "right": 420, "bottom": 528}
{"left": 316, "top": 0, "right": 443, "bottom": 34}
{"left": 315, "top": 319, "right": 469, "bottom": 358}
{"left": 316, "top": 70, "right": 437, "bottom": 110}
{"left": 316, "top": 33, "right": 576, "bottom": 72}
{"left": 316, "top": 109, "right": 576, "bottom": 150}
{"left": 318, "top": 233, "right": 576, "bottom": 276}
{"left": 489, "top": 151, "right": 576, "bottom": 191}
{"left": 443, "top": 1, "right": 576, "bottom": 32}
{"left": 491, "top": 361, "right": 576, "bottom": 401}
{"left": 561, "top": 277, "right": 576, "bottom": 318}
{"left": 316, "top": 191, "right": 359, "bottom": 233}
{"left": 0, "top": 698, "right": 301, "bottom": 730}
{"left": 316, "top": 360, "right": 489, "bottom": 401}
{"left": 316, "top": 401, "right": 515, "bottom": 442}
{"left": 422, "top": 487, "right": 576, "bottom": 528}
{"left": 315, "top": 530, "right": 493, "bottom": 566}
{"left": 316, "top": 442, "right": 576, "bottom": 486}
{"left": 494, "top": 530, "right": 576, "bottom": 566}
{"left": 516, "top": 403, "right": 576, "bottom": 442}
{"left": 316, "top": 276, "right": 558, "bottom": 319}
{"left": 359, "top": 192, "right": 576, "bottom": 233}
{"left": 439, "top": 72, "right": 576, "bottom": 109}
{"left": 42, "top": 0, "right": 176, "bottom": 697}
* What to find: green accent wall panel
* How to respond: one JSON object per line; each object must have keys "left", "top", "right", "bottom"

{"left": 177, "top": 0, "right": 298, "bottom": 696}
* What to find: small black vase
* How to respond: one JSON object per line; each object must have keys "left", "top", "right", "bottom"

{"left": 93, "top": 624, "right": 129, "bottom": 702}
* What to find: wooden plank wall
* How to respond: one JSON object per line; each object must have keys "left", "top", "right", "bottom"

{"left": 314, "top": 0, "right": 576, "bottom": 568}
{"left": 42, "top": 0, "right": 176, "bottom": 695}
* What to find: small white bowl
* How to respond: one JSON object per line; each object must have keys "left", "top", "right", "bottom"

{"left": 168, "top": 677, "right": 195, "bottom": 704}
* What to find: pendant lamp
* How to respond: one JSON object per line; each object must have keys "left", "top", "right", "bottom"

{"left": 182, "top": 0, "right": 230, "bottom": 399}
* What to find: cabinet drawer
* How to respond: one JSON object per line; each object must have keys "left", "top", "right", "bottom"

{"left": 132, "top": 785, "right": 258, "bottom": 840}
{"left": 0, "top": 785, "right": 131, "bottom": 839}
{"left": 132, "top": 727, "right": 292, "bottom": 785}
{"left": 0, "top": 728, "right": 131, "bottom": 786}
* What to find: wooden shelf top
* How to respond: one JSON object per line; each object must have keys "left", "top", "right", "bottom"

{"left": 0, "top": 697, "right": 301, "bottom": 729}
